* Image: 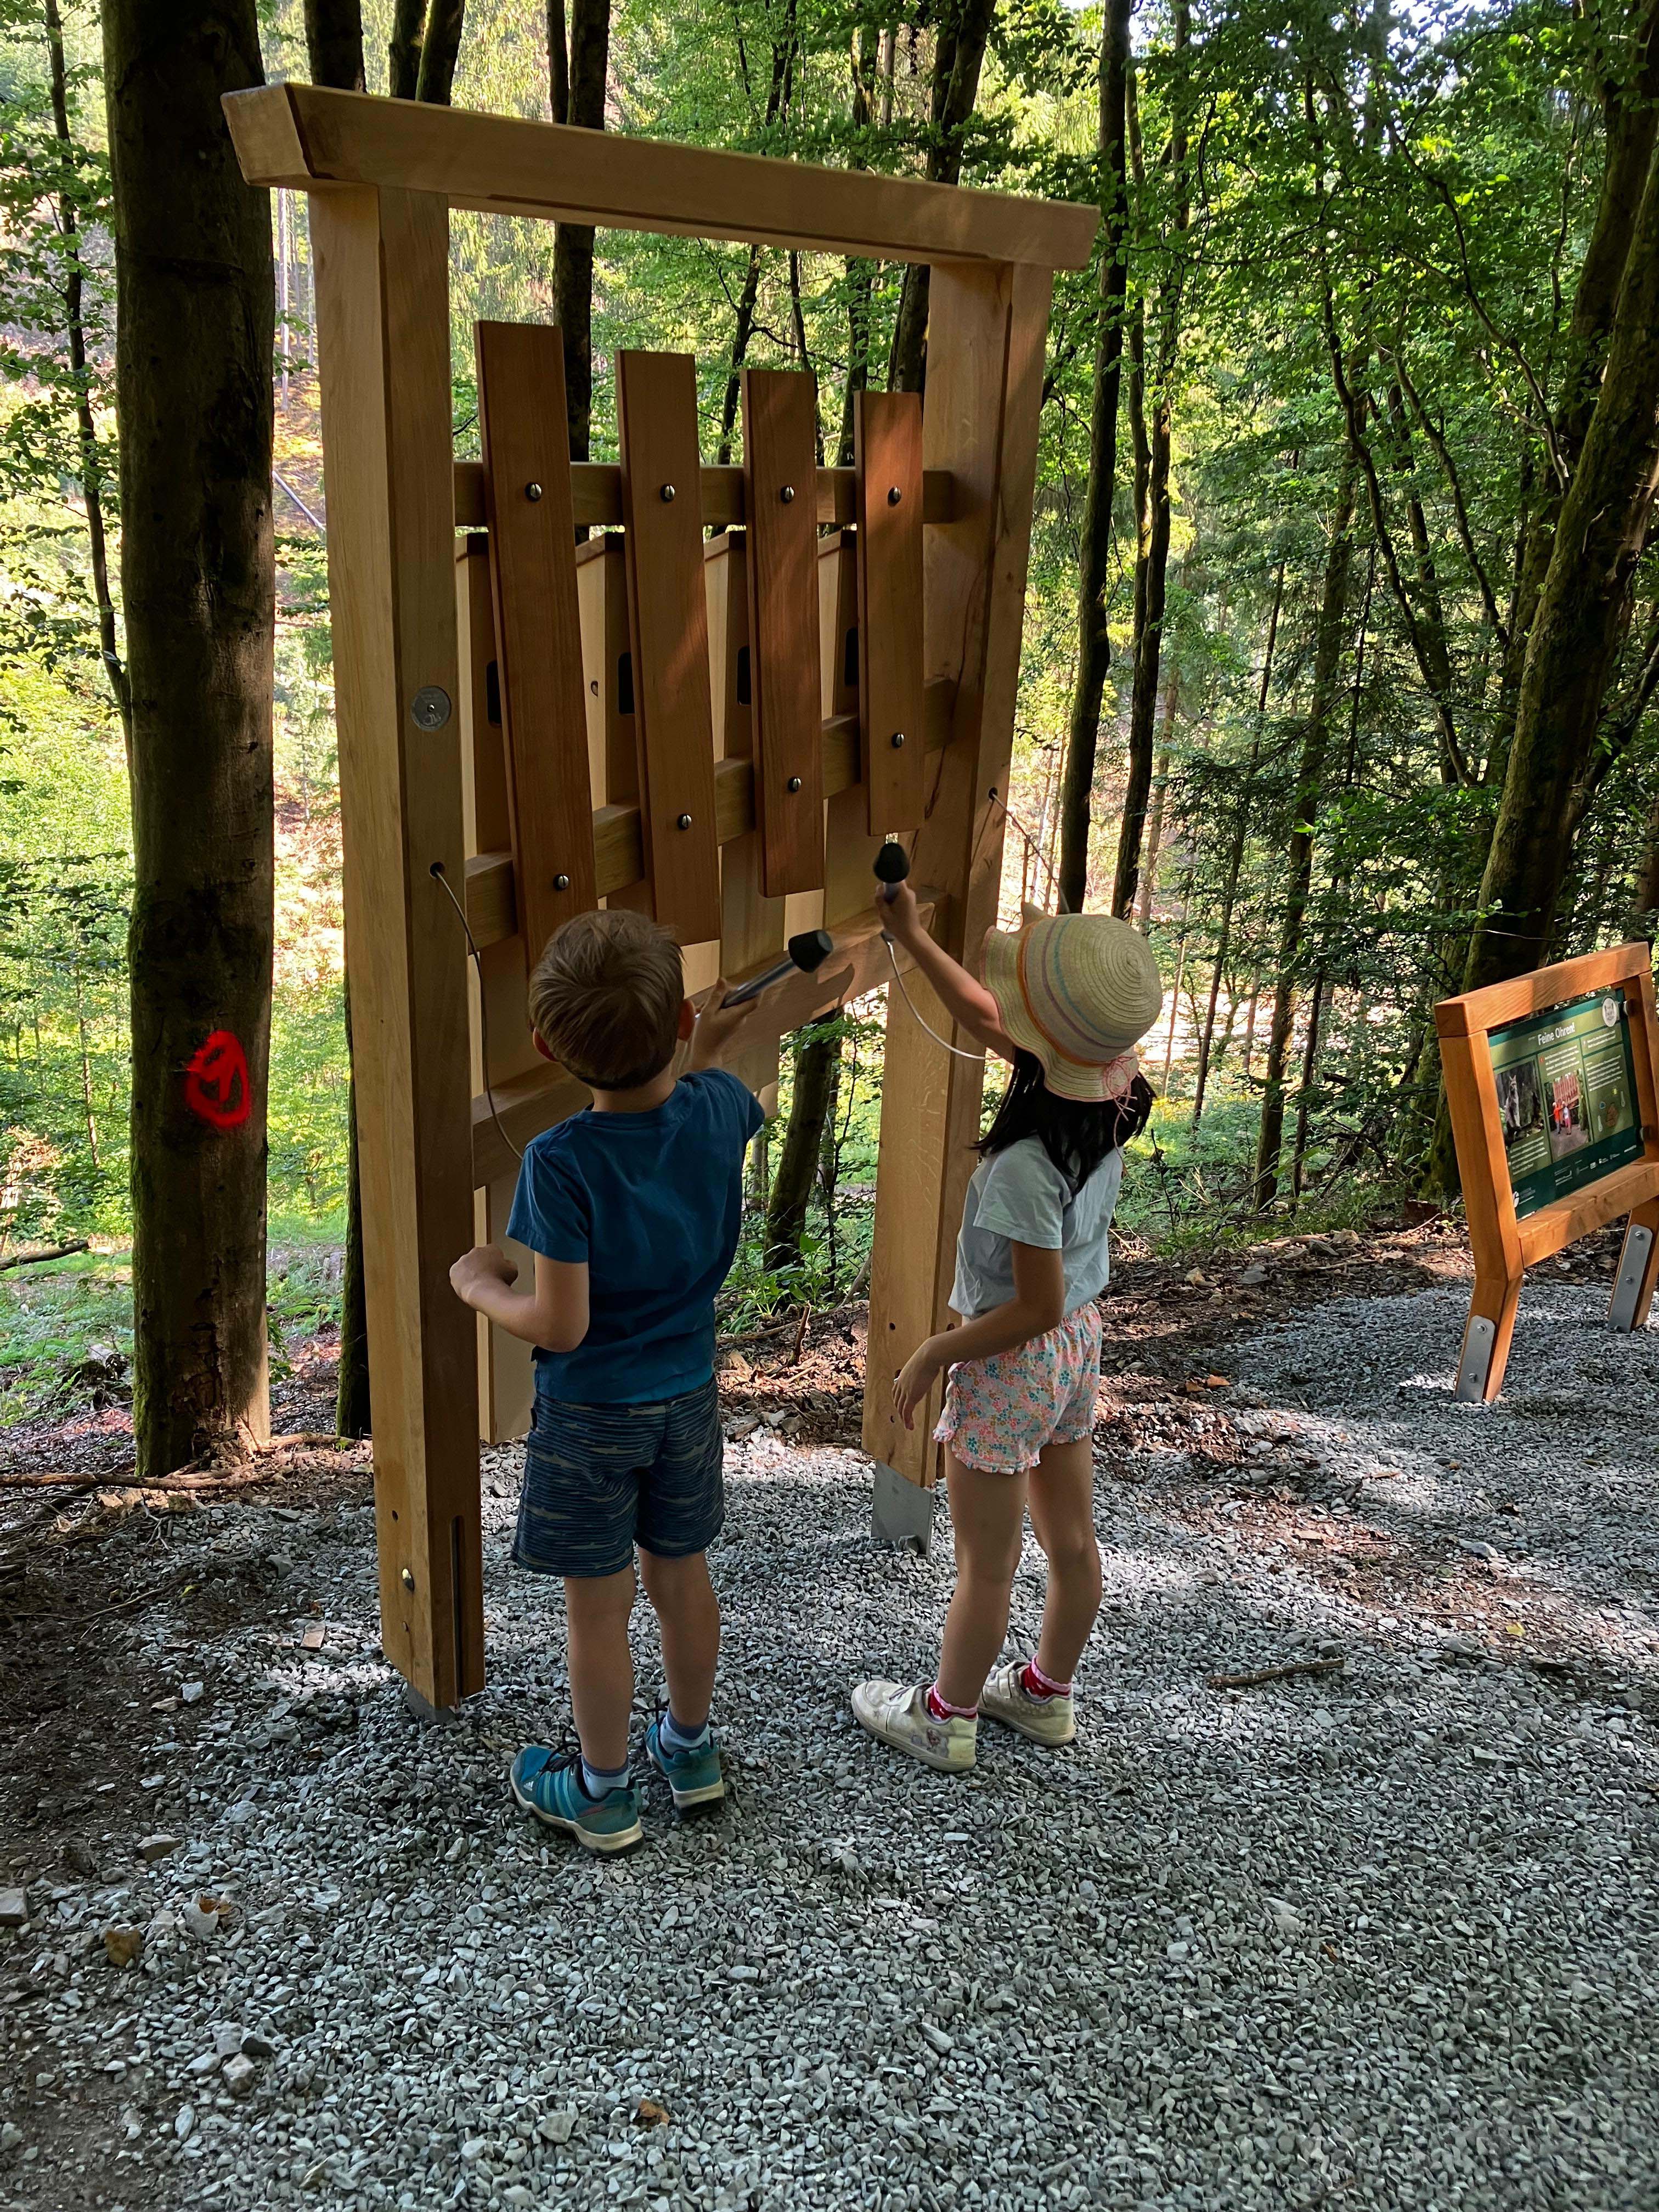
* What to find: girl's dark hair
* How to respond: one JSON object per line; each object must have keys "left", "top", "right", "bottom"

{"left": 977, "top": 1049, "right": 1154, "bottom": 1195}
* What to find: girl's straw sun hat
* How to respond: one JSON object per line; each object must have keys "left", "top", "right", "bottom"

{"left": 983, "top": 910, "right": 1165, "bottom": 1103}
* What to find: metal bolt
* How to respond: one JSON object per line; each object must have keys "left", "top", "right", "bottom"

{"left": 787, "top": 776, "right": 802, "bottom": 793}
{"left": 888, "top": 486, "right": 902, "bottom": 505}
{"left": 411, "top": 685, "right": 452, "bottom": 731}
{"left": 525, "top": 481, "right": 543, "bottom": 502}
{"left": 780, "top": 484, "right": 795, "bottom": 504}
{"left": 553, "top": 872, "right": 571, "bottom": 892}
{"left": 400, "top": 1567, "right": 415, "bottom": 1591}
{"left": 890, "top": 731, "right": 906, "bottom": 749}
{"left": 660, "top": 483, "right": 676, "bottom": 503}
{"left": 676, "top": 812, "right": 693, "bottom": 830}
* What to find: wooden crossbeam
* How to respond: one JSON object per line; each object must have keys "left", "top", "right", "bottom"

{"left": 462, "top": 676, "right": 955, "bottom": 951}
{"left": 223, "top": 84, "right": 1099, "bottom": 269}
{"left": 452, "top": 460, "right": 957, "bottom": 532}
{"left": 472, "top": 888, "right": 941, "bottom": 1187}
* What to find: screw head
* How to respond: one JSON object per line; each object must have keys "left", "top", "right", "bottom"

{"left": 525, "top": 481, "right": 543, "bottom": 502}
{"left": 400, "top": 1567, "right": 415, "bottom": 1591}
{"left": 890, "top": 730, "right": 906, "bottom": 749}
{"left": 553, "top": 872, "right": 571, "bottom": 892}
{"left": 780, "top": 484, "right": 795, "bottom": 504}
{"left": 411, "top": 685, "right": 452, "bottom": 731}
{"left": 660, "top": 483, "right": 676, "bottom": 503}
{"left": 786, "top": 776, "right": 802, "bottom": 793}
{"left": 676, "top": 812, "right": 693, "bottom": 831}
{"left": 887, "top": 485, "right": 902, "bottom": 505}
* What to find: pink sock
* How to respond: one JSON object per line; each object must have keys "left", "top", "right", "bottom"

{"left": 926, "top": 1682, "right": 977, "bottom": 1722}
{"left": 1022, "top": 1658, "right": 1071, "bottom": 1701}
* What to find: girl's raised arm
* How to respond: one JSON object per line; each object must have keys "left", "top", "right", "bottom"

{"left": 877, "top": 881, "right": 1016, "bottom": 1060}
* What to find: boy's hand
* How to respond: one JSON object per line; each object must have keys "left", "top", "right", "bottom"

{"left": 449, "top": 1244, "right": 517, "bottom": 1310}
{"left": 874, "top": 877, "right": 921, "bottom": 945}
{"left": 688, "top": 981, "right": 757, "bottom": 1071}
{"left": 892, "top": 1335, "right": 946, "bottom": 1429}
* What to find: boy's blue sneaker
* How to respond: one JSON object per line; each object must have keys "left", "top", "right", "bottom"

{"left": 509, "top": 1745, "right": 643, "bottom": 1854}
{"left": 645, "top": 1716, "right": 726, "bottom": 1811}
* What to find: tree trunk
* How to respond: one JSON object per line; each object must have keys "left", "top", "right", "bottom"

{"left": 106, "top": 0, "right": 275, "bottom": 1474}
{"left": 336, "top": 980, "right": 371, "bottom": 1437}
{"left": 414, "top": 0, "right": 465, "bottom": 100}
{"left": 887, "top": 0, "right": 998, "bottom": 394}
{"left": 304, "top": 0, "right": 364, "bottom": 91}
{"left": 43, "top": 0, "right": 129, "bottom": 759}
{"left": 388, "top": 0, "right": 424, "bottom": 97}
{"left": 1458, "top": 138, "right": 1659, "bottom": 996}
{"left": 1192, "top": 561, "right": 1283, "bottom": 1123}
{"left": 837, "top": 27, "right": 880, "bottom": 469}
{"left": 305, "top": 0, "right": 368, "bottom": 1433}
{"left": 1289, "top": 969, "right": 1325, "bottom": 1201}
{"left": 1253, "top": 465, "right": 1357, "bottom": 1210}
{"left": 1134, "top": 667, "right": 1181, "bottom": 927}
{"left": 550, "top": 0, "right": 610, "bottom": 471}
{"left": 1632, "top": 785, "right": 1659, "bottom": 935}
{"left": 1111, "top": 0, "right": 1189, "bottom": 922}
{"left": 1056, "top": 0, "right": 1133, "bottom": 915}
{"left": 764, "top": 1024, "right": 840, "bottom": 1285}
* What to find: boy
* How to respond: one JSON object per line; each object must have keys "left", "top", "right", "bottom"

{"left": 449, "top": 907, "right": 763, "bottom": 1853}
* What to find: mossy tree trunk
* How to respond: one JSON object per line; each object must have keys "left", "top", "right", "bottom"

{"left": 107, "top": 0, "right": 275, "bottom": 1474}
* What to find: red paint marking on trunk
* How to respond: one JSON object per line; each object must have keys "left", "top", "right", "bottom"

{"left": 184, "top": 1031, "right": 251, "bottom": 1130}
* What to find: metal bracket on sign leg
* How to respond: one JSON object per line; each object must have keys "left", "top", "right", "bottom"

{"left": 1610, "top": 1223, "right": 1655, "bottom": 1335}
{"left": 1453, "top": 1312, "right": 1497, "bottom": 1404}
{"left": 872, "top": 1461, "right": 934, "bottom": 1555}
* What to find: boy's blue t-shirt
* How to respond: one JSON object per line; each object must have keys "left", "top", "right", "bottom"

{"left": 506, "top": 1068, "right": 764, "bottom": 1405}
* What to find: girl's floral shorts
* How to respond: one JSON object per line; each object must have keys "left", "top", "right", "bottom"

{"left": 934, "top": 1303, "right": 1103, "bottom": 1474}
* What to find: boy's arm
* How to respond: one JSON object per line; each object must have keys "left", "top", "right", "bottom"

{"left": 449, "top": 1247, "right": 589, "bottom": 1351}
{"left": 686, "top": 981, "right": 759, "bottom": 1079}
{"left": 878, "top": 881, "right": 1015, "bottom": 1060}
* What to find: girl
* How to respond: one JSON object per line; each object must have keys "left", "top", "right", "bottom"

{"left": 853, "top": 881, "right": 1162, "bottom": 1772}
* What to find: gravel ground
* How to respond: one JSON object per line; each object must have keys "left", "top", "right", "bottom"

{"left": 4, "top": 1277, "right": 1658, "bottom": 2212}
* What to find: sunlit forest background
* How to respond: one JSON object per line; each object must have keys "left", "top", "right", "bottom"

{"left": 1, "top": 0, "right": 1657, "bottom": 1411}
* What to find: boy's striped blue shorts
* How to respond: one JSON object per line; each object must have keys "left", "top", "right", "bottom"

{"left": 513, "top": 1375, "right": 724, "bottom": 1579}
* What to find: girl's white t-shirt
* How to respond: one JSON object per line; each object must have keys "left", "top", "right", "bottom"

{"left": 949, "top": 1134, "right": 1124, "bottom": 1321}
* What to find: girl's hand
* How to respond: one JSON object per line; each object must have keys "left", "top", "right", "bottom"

{"left": 874, "top": 877, "right": 921, "bottom": 944}
{"left": 892, "top": 1336, "right": 945, "bottom": 1429}
{"left": 449, "top": 1244, "right": 516, "bottom": 1310}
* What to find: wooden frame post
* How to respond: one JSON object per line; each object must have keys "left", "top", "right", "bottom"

{"left": 864, "top": 262, "right": 1053, "bottom": 1542}
{"left": 311, "top": 187, "right": 483, "bottom": 1707}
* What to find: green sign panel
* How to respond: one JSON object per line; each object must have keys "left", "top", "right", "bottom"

{"left": 1489, "top": 987, "right": 1642, "bottom": 1220}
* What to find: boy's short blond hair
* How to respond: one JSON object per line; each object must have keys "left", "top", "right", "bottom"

{"left": 528, "top": 909, "right": 685, "bottom": 1091}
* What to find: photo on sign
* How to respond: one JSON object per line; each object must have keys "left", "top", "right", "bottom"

{"left": 1544, "top": 1065, "right": 1586, "bottom": 1158}
{"left": 1494, "top": 1060, "right": 1542, "bottom": 1148}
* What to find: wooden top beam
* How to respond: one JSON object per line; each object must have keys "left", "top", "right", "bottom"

{"left": 1435, "top": 941, "right": 1654, "bottom": 1037}
{"left": 223, "top": 85, "right": 1099, "bottom": 271}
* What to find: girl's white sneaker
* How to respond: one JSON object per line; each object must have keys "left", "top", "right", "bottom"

{"left": 851, "top": 1680, "right": 977, "bottom": 1773}
{"left": 980, "top": 1661, "right": 1075, "bottom": 1746}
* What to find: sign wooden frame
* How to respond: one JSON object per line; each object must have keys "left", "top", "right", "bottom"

{"left": 1435, "top": 943, "right": 1659, "bottom": 1403}
{"left": 225, "top": 83, "right": 1091, "bottom": 1705}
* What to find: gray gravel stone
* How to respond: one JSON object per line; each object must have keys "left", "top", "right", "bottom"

{"left": 5, "top": 1280, "right": 1656, "bottom": 2211}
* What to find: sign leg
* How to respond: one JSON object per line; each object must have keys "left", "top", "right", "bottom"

{"left": 872, "top": 1461, "right": 934, "bottom": 1554}
{"left": 1610, "top": 1201, "right": 1659, "bottom": 1334}
{"left": 1454, "top": 1270, "right": 1522, "bottom": 1404}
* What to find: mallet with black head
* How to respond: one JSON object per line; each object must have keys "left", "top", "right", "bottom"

{"left": 720, "top": 928, "right": 836, "bottom": 1008}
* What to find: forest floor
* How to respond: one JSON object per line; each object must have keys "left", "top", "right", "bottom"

{"left": 2, "top": 1220, "right": 1657, "bottom": 2211}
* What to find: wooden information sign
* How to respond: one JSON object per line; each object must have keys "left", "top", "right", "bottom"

{"left": 1435, "top": 942, "right": 1659, "bottom": 1402}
